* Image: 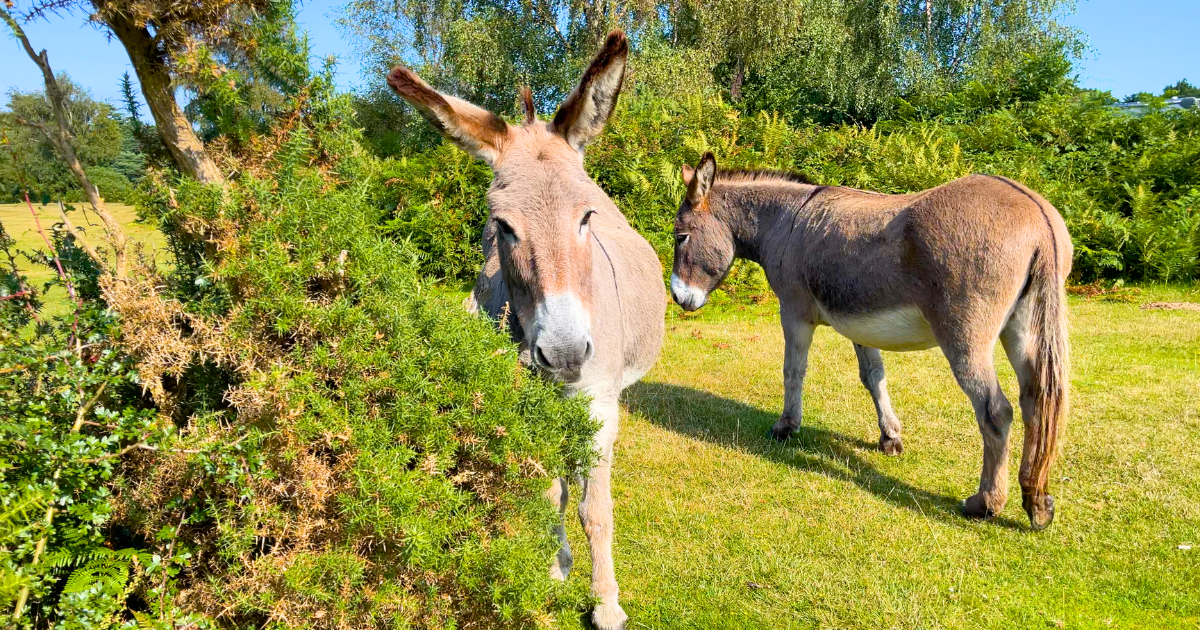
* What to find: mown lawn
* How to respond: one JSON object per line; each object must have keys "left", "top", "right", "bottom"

{"left": 0, "top": 201, "right": 167, "bottom": 317}
{"left": 561, "top": 288, "right": 1200, "bottom": 629}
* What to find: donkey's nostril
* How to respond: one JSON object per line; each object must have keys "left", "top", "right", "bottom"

{"left": 583, "top": 339, "right": 594, "bottom": 361}
{"left": 535, "top": 344, "right": 552, "bottom": 369}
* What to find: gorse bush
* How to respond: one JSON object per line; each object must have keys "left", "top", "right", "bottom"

{"left": 102, "top": 89, "right": 596, "bottom": 627}
{"left": 382, "top": 90, "right": 1200, "bottom": 288}
{"left": 3, "top": 56, "right": 595, "bottom": 630}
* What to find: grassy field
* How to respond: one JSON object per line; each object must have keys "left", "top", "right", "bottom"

{"left": 555, "top": 288, "right": 1200, "bottom": 629}
{"left": 0, "top": 201, "right": 167, "bottom": 316}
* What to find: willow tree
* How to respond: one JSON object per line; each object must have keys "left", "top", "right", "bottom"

{"left": 340, "top": 0, "right": 660, "bottom": 112}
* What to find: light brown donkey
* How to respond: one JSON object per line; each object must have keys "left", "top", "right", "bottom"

{"left": 671, "top": 152, "right": 1070, "bottom": 530}
{"left": 388, "top": 32, "right": 665, "bottom": 629}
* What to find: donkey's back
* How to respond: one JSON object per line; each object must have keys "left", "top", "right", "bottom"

{"left": 791, "top": 175, "right": 1070, "bottom": 327}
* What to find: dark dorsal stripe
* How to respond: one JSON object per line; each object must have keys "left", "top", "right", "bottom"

{"left": 985, "top": 175, "right": 1060, "bottom": 277}
{"left": 716, "top": 169, "right": 815, "bottom": 185}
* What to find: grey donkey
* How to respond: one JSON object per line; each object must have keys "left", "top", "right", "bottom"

{"left": 671, "top": 152, "right": 1070, "bottom": 531}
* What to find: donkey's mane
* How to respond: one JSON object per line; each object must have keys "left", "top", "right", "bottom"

{"left": 715, "top": 168, "right": 814, "bottom": 185}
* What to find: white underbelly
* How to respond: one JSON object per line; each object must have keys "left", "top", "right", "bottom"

{"left": 820, "top": 305, "right": 939, "bottom": 352}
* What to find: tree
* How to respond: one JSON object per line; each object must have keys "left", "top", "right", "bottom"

{"left": 85, "top": 0, "right": 242, "bottom": 184}
{"left": 0, "top": 77, "right": 128, "bottom": 201}
{"left": 339, "top": 0, "right": 658, "bottom": 114}
{"left": 1163, "top": 79, "right": 1200, "bottom": 98}
{"left": 341, "top": 0, "right": 1080, "bottom": 126}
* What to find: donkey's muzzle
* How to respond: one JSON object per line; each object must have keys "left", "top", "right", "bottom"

{"left": 670, "top": 273, "right": 708, "bottom": 311}
{"left": 530, "top": 294, "right": 594, "bottom": 381}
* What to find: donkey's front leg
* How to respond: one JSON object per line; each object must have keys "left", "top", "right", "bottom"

{"left": 854, "top": 343, "right": 904, "bottom": 455}
{"left": 545, "top": 477, "right": 572, "bottom": 580}
{"left": 580, "top": 394, "right": 626, "bottom": 630}
{"left": 769, "top": 313, "right": 814, "bottom": 441}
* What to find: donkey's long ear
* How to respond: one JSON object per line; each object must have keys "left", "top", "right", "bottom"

{"left": 687, "top": 153, "right": 717, "bottom": 204}
{"left": 552, "top": 30, "right": 629, "bottom": 151}
{"left": 388, "top": 66, "right": 510, "bottom": 166}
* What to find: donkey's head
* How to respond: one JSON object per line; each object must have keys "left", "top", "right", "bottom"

{"left": 671, "top": 152, "right": 733, "bottom": 311}
{"left": 388, "top": 31, "right": 629, "bottom": 380}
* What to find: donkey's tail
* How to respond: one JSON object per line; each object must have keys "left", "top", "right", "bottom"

{"left": 1022, "top": 246, "right": 1070, "bottom": 530}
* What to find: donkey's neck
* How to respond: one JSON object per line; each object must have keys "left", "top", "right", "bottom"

{"left": 713, "top": 182, "right": 822, "bottom": 265}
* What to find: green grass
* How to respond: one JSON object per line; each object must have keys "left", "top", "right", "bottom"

{"left": 0, "top": 201, "right": 168, "bottom": 317}
{"left": 557, "top": 289, "right": 1200, "bottom": 629}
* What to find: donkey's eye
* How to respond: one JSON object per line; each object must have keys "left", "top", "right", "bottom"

{"left": 495, "top": 218, "right": 516, "bottom": 240}
{"left": 675, "top": 233, "right": 690, "bottom": 247}
{"left": 579, "top": 210, "right": 596, "bottom": 236}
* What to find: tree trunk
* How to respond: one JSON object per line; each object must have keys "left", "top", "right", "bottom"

{"left": 100, "top": 9, "right": 225, "bottom": 185}
{"left": 730, "top": 59, "right": 745, "bottom": 103}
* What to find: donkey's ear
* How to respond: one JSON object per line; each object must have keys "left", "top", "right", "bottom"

{"left": 681, "top": 164, "right": 695, "bottom": 186}
{"left": 519, "top": 86, "right": 536, "bottom": 125}
{"left": 552, "top": 30, "right": 629, "bottom": 151}
{"left": 388, "top": 65, "right": 510, "bottom": 166}
{"left": 687, "top": 152, "right": 717, "bottom": 204}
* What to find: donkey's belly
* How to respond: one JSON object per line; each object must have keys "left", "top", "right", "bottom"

{"left": 820, "top": 305, "right": 939, "bottom": 352}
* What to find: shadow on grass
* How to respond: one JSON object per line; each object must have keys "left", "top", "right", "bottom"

{"left": 624, "top": 381, "right": 1027, "bottom": 531}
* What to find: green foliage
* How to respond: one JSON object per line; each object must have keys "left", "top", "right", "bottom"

{"left": 376, "top": 143, "right": 495, "bottom": 280}
{"left": 341, "top": 0, "right": 1080, "bottom": 129}
{"left": 1163, "top": 79, "right": 1200, "bottom": 98}
{"left": 379, "top": 90, "right": 1200, "bottom": 288}
{"left": 0, "top": 220, "right": 167, "bottom": 627}
{"left": 0, "top": 74, "right": 144, "bottom": 203}
{"left": 0, "top": 489, "right": 46, "bottom": 606}
{"left": 179, "top": 0, "right": 316, "bottom": 148}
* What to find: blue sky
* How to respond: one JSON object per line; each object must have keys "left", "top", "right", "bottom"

{"left": 2, "top": 0, "right": 1196, "bottom": 109}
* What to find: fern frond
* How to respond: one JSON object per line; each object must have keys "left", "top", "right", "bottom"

{"left": 0, "top": 489, "right": 46, "bottom": 543}
{"left": 63, "top": 557, "right": 130, "bottom": 594}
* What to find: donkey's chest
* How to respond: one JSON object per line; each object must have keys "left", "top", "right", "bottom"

{"left": 816, "top": 304, "right": 939, "bottom": 352}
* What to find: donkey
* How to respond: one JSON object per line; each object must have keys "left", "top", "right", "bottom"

{"left": 670, "top": 153, "right": 1070, "bottom": 530}
{"left": 388, "top": 31, "right": 665, "bottom": 629}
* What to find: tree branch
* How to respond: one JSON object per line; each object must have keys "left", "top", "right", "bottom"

{"left": 58, "top": 200, "right": 104, "bottom": 267}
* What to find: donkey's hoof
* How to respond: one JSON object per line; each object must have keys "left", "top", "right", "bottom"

{"left": 591, "top": 601, "right": 627, "bottom": 630}
{"left": 549, "top": 548, "right": 572, "bottom": 581}
{"left": 1023, "top": 492, "right": 1055, "bottom": 531}
{"left": 962, "top": 493, "right": 998, "bottom": 520}
{"left": 767, "top": 418, "right": 799, "bottom": 442}
{"left": 879, "top": 436, "right": 904, "bottom": 456}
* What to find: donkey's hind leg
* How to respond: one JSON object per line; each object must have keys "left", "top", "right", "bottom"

{"left": 999, "top": 295, "right": 1055, "bottom": 529}
{"left": 854, "top": 344, "right": 904, "bottom": 455}
{"left": 942, "top": 342, "right": 1015, "bottom": 519}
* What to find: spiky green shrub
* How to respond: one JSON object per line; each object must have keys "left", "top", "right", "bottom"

{"left": 104, "top": 89, "right": 596, "bottom": 628}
